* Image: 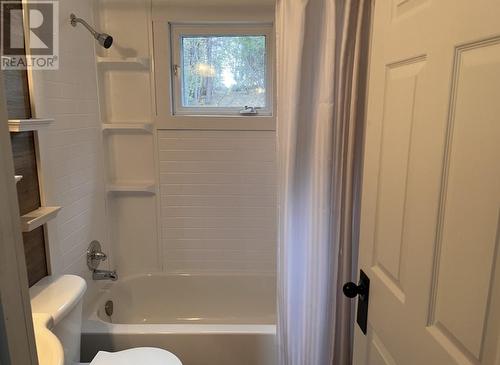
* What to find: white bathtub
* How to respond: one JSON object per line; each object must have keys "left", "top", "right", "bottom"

{"left": 81, "top": 273, "right": 277, "bottom": 365}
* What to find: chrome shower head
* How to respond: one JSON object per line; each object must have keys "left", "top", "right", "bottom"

{"left": 95, "top": 33, "right": 113, "bottom": 49}
{"left": 70, "top": 13, "right": 113, "bottom": 49}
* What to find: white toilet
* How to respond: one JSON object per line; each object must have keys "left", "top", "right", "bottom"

{"left": 30, "top": 275, "right": 182, "bottom": 365}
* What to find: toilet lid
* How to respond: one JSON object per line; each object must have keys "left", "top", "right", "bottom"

{"left": 89, "top": 347, "right": 182, "bottom": 365}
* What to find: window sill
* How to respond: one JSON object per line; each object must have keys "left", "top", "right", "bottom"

{"left": 156, "top": 115, "right": 276, "bottom": 131}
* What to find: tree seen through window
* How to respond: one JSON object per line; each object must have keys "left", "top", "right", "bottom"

{"left": 181, "top": 35, "right": 266, "bottom": 108}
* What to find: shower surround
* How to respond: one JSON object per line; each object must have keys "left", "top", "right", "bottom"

{"left": 80, "top": 1, "right": 277, "bottom": 363}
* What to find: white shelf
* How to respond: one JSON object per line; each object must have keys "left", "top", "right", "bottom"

{"left": 21, "top": 206, "right": 61, "bottom": 232}
{"left": 96, "top": 57, "right": 150, "bottom": 69}
{"left": 9, "top": 118, "right": 54, "bottom": 132}
{"left": 15, "top": 175, "right": 23, "bottom": 183}
{"left": 102, "top": 123, "right": 153, "bottom": 133}
{"left": 106, "top": 182, "right": 156, "bottom": 194}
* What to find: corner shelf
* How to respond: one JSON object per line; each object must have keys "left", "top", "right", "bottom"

{"left": 102, "top": 123, "right": 153, "bottom": 133}
{"left": 21, "top": 206, "right": 61, "bottom": 232}
{"left": 96, "top": 57, "right": 150, "bottom": 69}
{"left": 9, "top": 118, "right": 54, "bottom": 132}
{"left": 106, "top": 182, "right": 156, "bottom": 195}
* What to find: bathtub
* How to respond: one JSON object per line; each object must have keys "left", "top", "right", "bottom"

{"left": 81, "top": 273, "right": 277, "bottom": 365}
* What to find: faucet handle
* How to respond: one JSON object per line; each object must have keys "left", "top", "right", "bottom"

{"left": 87, "top": 241, "right": 107, "bottom": 270}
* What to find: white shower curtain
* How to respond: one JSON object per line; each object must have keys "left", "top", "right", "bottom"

{"left": 276, "top": 1, "right": 372, "bottom": 364}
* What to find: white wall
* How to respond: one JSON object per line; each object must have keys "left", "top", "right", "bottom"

{"left": 94, "top": 0, "right": 277, "bottom": 276}
{"left": 33, "top": 0, "right": 109, "bottom": 300}
{"left": 155, "top": 2, "right": 277, "bottom": 275}
{"left": 159, "top": 130, "right": 276, "bottom": 274}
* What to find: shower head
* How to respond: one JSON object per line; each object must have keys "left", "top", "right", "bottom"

{"left": 70, "top": 13, "right": 113, "bottom": 49}
{"left": 95, "top": 32, "right": 113, "bottom": 49}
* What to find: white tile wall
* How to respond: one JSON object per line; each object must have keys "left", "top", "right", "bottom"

{"left": 159, "top": 130, "right": 277, "bottom": 274}
{"left": 33, "top": 0, "right": 108, "bottom": 297}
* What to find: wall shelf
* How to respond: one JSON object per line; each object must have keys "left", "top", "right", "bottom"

{"left": 106, "top": 182, "right": 156, "bottom": 195}
{"left": 96, "top": 57, "right": 150, "bottom": 69}
{"left": 102, "top": 123, "right": 153, "bottom": 133}
{"left": 9, "top": 118, "right": 54, "bottom": 132}
{"left": 21, "top": 206, "right": 61, "bottom": 232}
{"left": 15, "top": 175, "right": 23, "bottom": 183}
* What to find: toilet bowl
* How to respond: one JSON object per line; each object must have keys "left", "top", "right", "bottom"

{"left": 30, "top": 275, "right": 182, "bottom": 365}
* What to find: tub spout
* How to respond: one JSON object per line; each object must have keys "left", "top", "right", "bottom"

{"left": 93, "top": 269, "right": 118, "bottom": 281}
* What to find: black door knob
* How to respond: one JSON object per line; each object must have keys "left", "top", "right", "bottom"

{"left": 346, "top": 270, "right": 371, "bottom": 335}
{"left": 343, "top": 281, "right": 365, "bottom": 298}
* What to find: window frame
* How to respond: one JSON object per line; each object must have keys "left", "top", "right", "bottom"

{"left": 170, "top": 23, "right": 274, "bottom": 117}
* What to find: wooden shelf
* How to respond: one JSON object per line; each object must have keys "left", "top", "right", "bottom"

{"left": 9, "top": 118, "right": 54, "bottom": 132}
{"left": 96, "top": 57, "right": 150, "bottom": 69}
{"left": 21, "top": 206, "right": 61, "bottom": 232}
{"left": 102, "top": 123, "right": 153, "bottom": 133}
{"left": 106, "top": 182, "right": 156, "bottom": 195}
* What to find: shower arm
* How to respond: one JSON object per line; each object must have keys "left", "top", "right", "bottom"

{"left": 70, "top": 14, "right": 98, "bottom": 39}
{"left": 70, "top": 13, "right": 113, "bottom": 49}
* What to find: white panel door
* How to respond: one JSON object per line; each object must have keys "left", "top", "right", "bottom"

{"left": 353, "top": 1, "right": 500, "bottom": 364}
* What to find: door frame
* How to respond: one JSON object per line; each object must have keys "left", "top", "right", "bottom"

{"left": 0, "top": 67, "right": 38, "bottom": 364}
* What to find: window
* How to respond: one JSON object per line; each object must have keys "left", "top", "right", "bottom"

{"left": 170, "top": 24, "right": 273, "bottom": 116}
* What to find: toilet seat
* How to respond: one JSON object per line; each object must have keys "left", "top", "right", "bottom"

{"left": 89, "top": 347, "right": 182, "bottom": 365}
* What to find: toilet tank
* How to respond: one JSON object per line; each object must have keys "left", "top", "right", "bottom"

{"left": 30, "top": 275, "right": 87, "bottom": 365}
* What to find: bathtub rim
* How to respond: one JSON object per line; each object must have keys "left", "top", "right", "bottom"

{"left": 83, "top": 320, "right": 276, "bottom": 335}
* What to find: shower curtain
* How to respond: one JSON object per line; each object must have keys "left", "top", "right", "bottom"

{"left": 276, "top": 1, "right": 372, "bottom": 364}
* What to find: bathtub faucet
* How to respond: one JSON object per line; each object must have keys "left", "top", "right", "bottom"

{"left": 93, "top": 269, "right": 118, "bottom": 281}
{"left": 87, "top": 241, "right": 117, "bottom": 281}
